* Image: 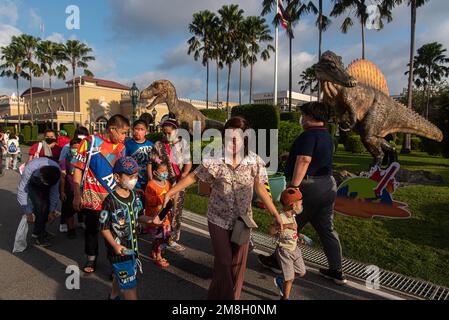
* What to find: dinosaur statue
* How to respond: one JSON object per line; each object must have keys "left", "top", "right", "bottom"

{"left": 140, "top": 80, "right": 224, "bottom": 134}
{"left": 313, "top": 51, "right": 443, "bottom": 166}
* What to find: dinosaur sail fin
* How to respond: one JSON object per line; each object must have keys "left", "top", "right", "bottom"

{"left": 347, "top": 59, "right": 390, "bottom": 96}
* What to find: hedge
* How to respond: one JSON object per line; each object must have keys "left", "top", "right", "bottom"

{"left": 200, "top": 109, "right": 228, "bottom": 123}
{"left": 279, "top": 121, "right": 303, "bottom": 154}
{"left": 31, "top": 125, "right": 38, "bottom": 141}
{"left": 1, "top": 126, "right": 16, "bottom": 134}
{"left": 411, "top": 137, "right": 422, "bottom": 151}
{"left": 422, "top": 138, "right": 442, "bottom": 156}
{"left": 280, "top": 112, "right": 300, "bottom": 124}
{"left": 22, "top": 125, "right": 32, "bottom": 142}
{"left": 345, "top": 135, "right": 365, "bottom": 153}
{"left": 231, "top": 104, "right": 280, "bottom": 131}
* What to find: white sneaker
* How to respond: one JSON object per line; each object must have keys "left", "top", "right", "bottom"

{"left": 59, "top": 224, "right": 68, "bottom": 233}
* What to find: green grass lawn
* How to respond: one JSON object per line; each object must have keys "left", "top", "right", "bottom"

{"left": 184, "top": 146, "right": 449, "bottom": 287}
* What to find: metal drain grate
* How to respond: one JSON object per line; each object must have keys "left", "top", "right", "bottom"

{"left": 183, "top": 210, "right": 449, "bottom": 300}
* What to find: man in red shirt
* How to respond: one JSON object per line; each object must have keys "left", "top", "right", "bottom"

{"left": 28, "top": 129, "right": 62, "bottom": 162}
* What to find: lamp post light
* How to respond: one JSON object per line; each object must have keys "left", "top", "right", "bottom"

{"left": 130, "top": 82, "right": 140, "bottom": 126}
{"left": 151, "top": 108, "right": 158, "bottom": 132}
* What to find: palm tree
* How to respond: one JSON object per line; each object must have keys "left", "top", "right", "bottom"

{"left": 330, "top": 0, "right": 394, "bottom": 59}
{"left": 298, "top": 66, "right": 318, "bottom": 100}
{"left": 304, "top": 1, "right": 331, "bottom": 101}
{"left": 187, "top": 10, "right": 219, "bottom": 109}
{"left": 36, "top": 41, "right": 67, "bottom": 116}
{"left": 0, "top": 43, "right": 27, "bottom": 133}
{"left": 218, "top": 4, "right": 245, "bottom": 116}
{"left": 244, "top": 16, "right": 275, "bottom": 104}
{"left": 391, "top": 0, "right": 430, "bottom": 152}
{"left": 13, "top": 34, "right": 41, "bottom": 124}
{"left": 210, "top": 28, "right": 224, "bottom": 108}
{"left": 409, "top": 42, "right": 449, "bottom": 119}
{"left": 235, "top": 22, "right": 249, "bottom": 106}
{"left": 262, "top": 0, "right": 311, "bottom": 111}
{"left": 60, "top": 40, "right": 95, "bottom": 125}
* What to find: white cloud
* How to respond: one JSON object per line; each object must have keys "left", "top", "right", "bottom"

{"left": 45, "top": 32, "right": 65, "bottom": 43}
{"left": 0, "top": 0, "right": 18, "bottom": 25}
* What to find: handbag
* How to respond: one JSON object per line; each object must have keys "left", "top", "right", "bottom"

{"left": 231, "top": 215, "right": 258, "bottom": 246}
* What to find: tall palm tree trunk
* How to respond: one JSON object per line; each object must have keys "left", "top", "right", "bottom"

{"left": 404, "top": 0, "right": 416, "bottom": 153}
{"left": 206, "top": 60, "right": 209, "bottom": 109}
{"left": 239, "top": 59, "right": 242, "bottom": 105}
{"left": 72, "top": 66, "right": 76, "bottom": 126}
{"left": 29, "top": 75, "right": 34, "bottom": 124}
{"left": 289, "top": 35, "right": 292, "bottom": 112}
{"left": 361, "top": 18, "right": 366, "bottom": 59}
{"left": 49, "top": 75, "right": 54, "bottom": 129}
{"left": 216, "top": 61, "right": 220, "bottom": 108}
{"left": 226, "top": 63, "right": 232, "bottom": 118}
{"left": 317, "top": 0, "right": 323, "bottom": 102}
{"left": 16, "top": 79, "right": 21, "bottom": 133}
{"left": 250, "top": 62, "right": 254, "bottom": 105}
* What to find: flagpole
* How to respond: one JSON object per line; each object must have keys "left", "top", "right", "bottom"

{"left": 274, "top": 0, "right": 279, "bottom": 109}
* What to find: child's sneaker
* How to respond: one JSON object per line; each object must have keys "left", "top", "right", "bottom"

{"left": 274, "top": 276, "right": 284, "bottom": 297}
{"left": 59, "top": 224, "right": 68, "bottom": 233}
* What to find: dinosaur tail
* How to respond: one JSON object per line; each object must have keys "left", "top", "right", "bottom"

{"left": 394, "top": 103, "right": 443, "bottom": 142}
{"left": 205, "top": 118, "right": 225, "bottom": 131}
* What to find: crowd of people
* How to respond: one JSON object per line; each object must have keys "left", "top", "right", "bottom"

{"left": 10, "top": 101, "right": 346, "bottom": 300}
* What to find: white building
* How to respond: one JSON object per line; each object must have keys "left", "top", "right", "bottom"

{"left": 252, "top": 90, "right": 317, "bottom": 111}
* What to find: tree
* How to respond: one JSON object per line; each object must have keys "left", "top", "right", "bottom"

{"left": 262, "top": 0, "right": 311, "bottom": 111}
{"left": 210, "top": 27, "right": 224, "bottom": 108}
{"left": 218, "top": 4, "right": 245, "bottom": 117}
{"left": 235, "top": 21, "right": 250, "bottom": 106}
{"left": 13, "top": 34, "right": 41, "bottom": 124}
{"left": 330, "top": 0, "right": 394, "bottom": 59}
{"left": 60, "top": 40, "right": 95, "bottom": 125}
{"left": 408, "top": 42, "right": 449, "bottom": 119}
{"left": 298, "top": 66, "right": 318, "bottom": 99}
{"left": 187, "top": 10, "right": 219, "bottom": 109}
{"left": 244, "top": 16, "right": 275, "bottom": 104}
{"left": 0, "top": 43, "right": 27, "bottom": 132}
{"left": 36, "top": 41, "right": 67, "bottom": 114}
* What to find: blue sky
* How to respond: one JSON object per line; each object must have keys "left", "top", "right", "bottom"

{"left": 1, "top": 0, "right": 449, "bottom": 101}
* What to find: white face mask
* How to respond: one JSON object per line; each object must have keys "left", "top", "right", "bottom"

{"left": 166, "top": 130, "right": 178, "bottom": 143}
{"left": 122, "top": 178, "right": 138, "bottom": 190}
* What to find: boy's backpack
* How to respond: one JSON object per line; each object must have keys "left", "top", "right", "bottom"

{"left": 8, "top": 141, "right": 17, "bottom": 154}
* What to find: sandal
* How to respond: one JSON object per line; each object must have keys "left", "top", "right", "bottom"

{"left": 155, "top": 258, "right": 170, "bottom": 268}
{"left": 83, "top": 259, "right": 97, "bottom": 273}
{"left": 167, "top": 241, "right": 185, "bottom": 252}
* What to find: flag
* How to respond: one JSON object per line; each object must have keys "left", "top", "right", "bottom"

{"left": 278, "top": 2, "right": 288, "bottom": 30}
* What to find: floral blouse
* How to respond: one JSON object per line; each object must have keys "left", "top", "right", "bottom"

{"left": 194, "top": 152, "right": 268, "bottom": 230}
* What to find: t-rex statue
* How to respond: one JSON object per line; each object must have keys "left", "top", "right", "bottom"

{"left": 140, "top": 79, "right": 224, "bottom": 134}
{"left": 313, "top": 51, "right": 443, "bottom": 166}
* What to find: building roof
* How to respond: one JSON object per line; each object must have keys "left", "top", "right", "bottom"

{"left": 66, "top": 76, "right": 130, "bottom": 90}
{"left": 21, "top": 87, "right": 51, "bottom": 96}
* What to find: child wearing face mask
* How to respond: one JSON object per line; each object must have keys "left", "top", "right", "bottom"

{"left": 28, "top": 129, "right": 62, "bottom": 162}
{"left": 59, "top": 138, "right": 81, "bottom": 238}
{"left": 100, "top": 156, "right": 158, "bottom": 300}
{"left": 269, "top": 188, "right": 307, "bottom": 300}
{"left": 144, "top": 160, "right": 172, "bottom": 268}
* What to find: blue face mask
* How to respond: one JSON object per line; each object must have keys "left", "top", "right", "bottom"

{"left": 155, "top": 171, "right": 169, "bottom": 181}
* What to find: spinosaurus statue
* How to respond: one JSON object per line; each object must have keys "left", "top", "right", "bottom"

{"left": 314, "top": 51, "right": 443, "bottom": 166}
{"left": 140, "top": 80, "right": 224, "bottom": 134}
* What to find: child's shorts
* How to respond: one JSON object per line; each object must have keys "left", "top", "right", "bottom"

{"left": 110, "top": 256, "right": 138, "bottom": 290}
{"left": 275, "top": 246, "right": 306, "bottom": 281}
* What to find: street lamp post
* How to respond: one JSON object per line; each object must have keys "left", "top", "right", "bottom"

{"left": 130, "top": 82, "right": 140, "bottom": 126}
{"left": 151, "top": 108, "right": 158, "bottom": 132}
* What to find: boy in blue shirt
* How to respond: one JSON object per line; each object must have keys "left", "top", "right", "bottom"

{"left": 100, "top": 157, "right": 160, "bottom": 300}
{"left": 125, "top": 120, "right": 154, "bottom": 194}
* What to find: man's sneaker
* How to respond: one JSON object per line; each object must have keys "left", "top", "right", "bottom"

{"left": 34, "top": 237, "right": 52, "bottom": 247}
{"left": 274, "top": 276, "right": 284, "bottom": 297}
{"left": 59, "top": 224, "right": 68, "bottom": 233}
{"left": 258, "top": 254, "right": 282, "bottom": 274}
{"left": 319, "top": 268, "right": 347, "bottom": 285}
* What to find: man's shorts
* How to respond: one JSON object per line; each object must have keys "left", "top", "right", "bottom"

{"left": 111, "top": 256, "right": 137, "bottom": 290}
{"left": 275, "top": 246, "right": 306, "bottom": 281}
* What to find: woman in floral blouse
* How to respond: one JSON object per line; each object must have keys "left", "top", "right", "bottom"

{"left": 163, "top": 116, "right": 283, "bottom": 300}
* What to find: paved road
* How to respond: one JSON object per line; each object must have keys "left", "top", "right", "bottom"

{"left": 0, "top": 165, "right": 392, "bottom": 300}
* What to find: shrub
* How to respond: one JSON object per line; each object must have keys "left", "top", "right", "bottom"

{"left": 231, "top": 104, "right": 280, "bottom": 131}
{"left": 22, "top": 125, "right": 31, "bottom": 142}
{"left": 421, "top": 138, "right": 442, "bottom": 156}
{"left": 280, "top": 112, "right": 300, "bottom": 123}
{"left": 346, "top": 135, "right": 365, "bottom": 153}
{"left": 200, "top": 109, "right": 227, "bottom": 123}
{"left": 31, "top": 125, "right": 38, "bottom": 141}
{"left": 279, "top": 121, "right": 303, "bottom": 154}
{"left": 2, "top": 126, "right": 16, "bottom": 134}
{"left": 411, "top": 137, "right": 422, "bottom": 151}
{"left": 327, "top": 122, "right": 337, "bottom": 137}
